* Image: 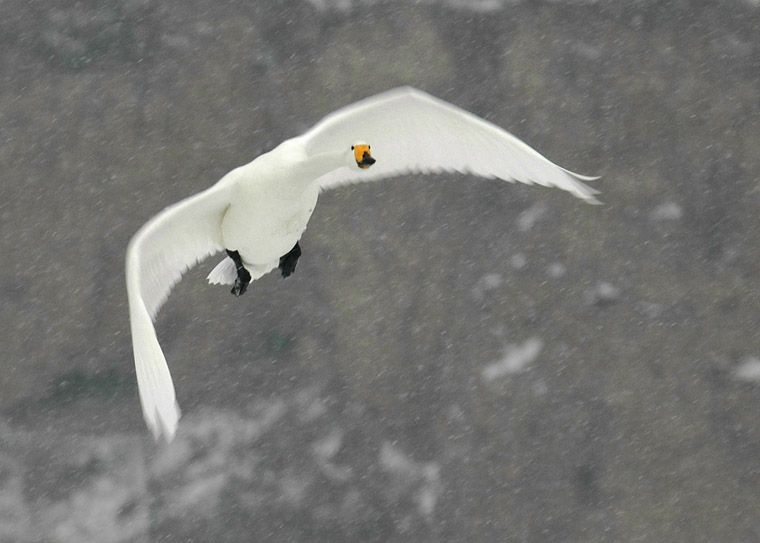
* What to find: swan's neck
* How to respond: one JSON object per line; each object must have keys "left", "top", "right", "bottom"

{"left": 297, "top": 149, "right": 347, "bottom": 180}
{"left": 264, "top": 140, "right": 347, "bottom": 195}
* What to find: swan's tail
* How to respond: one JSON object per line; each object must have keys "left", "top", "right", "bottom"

{"left": 207, "top": 258, "right": 237, "bottom": 285}
{"left": 207, "top": 257, "right": 279, "bottom": 285}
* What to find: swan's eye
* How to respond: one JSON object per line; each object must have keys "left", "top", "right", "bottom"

{"left": 351, "top": 146, "right": 354, "bottom": 150}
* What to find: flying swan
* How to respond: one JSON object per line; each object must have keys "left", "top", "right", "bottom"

{"left": 126, "top": 86, "right": 599, "bottom": 441}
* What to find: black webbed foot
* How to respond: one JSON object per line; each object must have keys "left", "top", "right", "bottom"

{"left": 279, "top": 242, "right": 302, "bottom": 278}
{"left": 231, "top": 270, "right": 251, "bottom": 296}
{"left": 226, "top": 249, "right": 252, "bottom": 297}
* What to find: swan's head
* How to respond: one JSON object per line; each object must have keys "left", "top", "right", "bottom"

{"left": 349, "top": 142, "right": 375, "bottom": 170}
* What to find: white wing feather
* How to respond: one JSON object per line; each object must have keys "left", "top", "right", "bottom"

{"left": 126, "top": 183, "right": 231, "bottom": 441}
{"left": 301, "top": 87, "right": 599, "bottom": 202}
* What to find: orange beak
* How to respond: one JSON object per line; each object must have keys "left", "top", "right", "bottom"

{"left": 353, "top": 144, "right": 375, "bottom": 169}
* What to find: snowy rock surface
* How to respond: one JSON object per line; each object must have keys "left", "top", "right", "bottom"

{"left": 2, "top": 0, "right": 760, "bottom": 541}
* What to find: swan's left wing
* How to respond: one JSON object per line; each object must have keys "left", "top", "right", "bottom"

{"left": 126, "top": 181, "right": 231, "bottom": 441}
{"left": 300, "top": 87, "right": 599, "bottom": 202}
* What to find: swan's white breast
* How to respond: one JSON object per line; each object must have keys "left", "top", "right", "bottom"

{"left": 220, "top": 153, "right": 320, "bottom": 265}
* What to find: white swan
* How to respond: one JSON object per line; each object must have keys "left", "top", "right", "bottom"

{"left": 126, "top": 86, "right": 599, "bottom": 441}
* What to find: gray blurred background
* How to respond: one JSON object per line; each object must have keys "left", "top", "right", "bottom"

{"left": 2, "top": 0, "right": 760, "bottom": 541}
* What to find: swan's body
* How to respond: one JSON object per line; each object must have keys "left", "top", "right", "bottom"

{"left": 214, "top": 140, "right": 323, "bottom": 280}
{"left": 126, "top": 87, "right": 599, "bottom": 441}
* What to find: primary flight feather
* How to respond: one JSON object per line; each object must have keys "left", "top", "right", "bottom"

{"left": 126, "top": 86, "right": 599, "bottom": 441}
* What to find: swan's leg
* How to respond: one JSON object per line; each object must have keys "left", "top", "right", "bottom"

{"left": 279, "top": 242, "right": 301, "bottom": 278}
{"left": 227, "top": 249, "right": 251, "bottom": 297}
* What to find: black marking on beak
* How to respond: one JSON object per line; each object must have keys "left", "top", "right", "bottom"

{"left": 358, "top": 151, "right": 376, "bottom": 169}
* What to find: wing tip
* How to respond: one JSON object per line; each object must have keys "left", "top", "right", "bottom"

{"left": 560, "top": 168, "right": 602, "bottom": 204}
{"left": 131, "top": 301, "right": 182, "bottom": 443}
{"left": 570, "top": 179, "right": 603, "bottom": 205}
{"left": 575, "top": 188, "right": 602, "bottom": 205}
{"left": 572, "top": 173, "right": 603, "bottom": 183}
{"left": 146, "top": 401, "right": 181, "bottom": 442}
{"left": 581, "top": 193, "right": 603, "bottom": 205}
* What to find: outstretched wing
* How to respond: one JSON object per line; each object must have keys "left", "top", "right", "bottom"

{"left": 126, "top": 182, "right": 231, "bottom": 441}
{"left": 300, "top": 87, "right": 599, "bottom": 202}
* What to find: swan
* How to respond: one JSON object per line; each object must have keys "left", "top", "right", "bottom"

{"left": 126, "top": 86, "right": 599, "bottom": 441}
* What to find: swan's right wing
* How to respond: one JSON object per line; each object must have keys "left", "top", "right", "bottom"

{"left": 301, "top": 87, "right": 600, "bottom": 202}
{"left": 126, "top": 181, "right": 231, "bottom": 441}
